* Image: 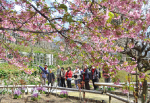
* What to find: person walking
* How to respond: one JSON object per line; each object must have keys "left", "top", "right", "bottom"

{"left": 47, "top": 69, "right": 55, "bottom": 86}
{"left": 60, "top": 67, "right": 66, "bottom": 87}
{"left": 82, "top": 65, "right": 90, "bottom": 90}
{"left": 73, "top": 66, "right": 81, "bottom": 89}
{"left": 103, "top": 63, "right": 111, "bottom": 83}
{"left": 56, "top": 65, "right": 61, "bottom": 87}
{"left": 103, "top": 71, "right": 110, "bottom": 83}
{"left": 91, "top": 66, "right": 99, "bottom": 90}
{"left": 39, "top": 64, "right": 48, "bottom": 85}
{"left": 65, "top": 67, "right": 73, "bottom": 88}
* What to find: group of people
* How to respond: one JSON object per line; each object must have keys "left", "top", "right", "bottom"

{"left": 38, "top": 64, "right": 107, "bottom": 90}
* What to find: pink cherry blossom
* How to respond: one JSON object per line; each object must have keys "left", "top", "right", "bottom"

{"left": 72, "top": 59, "right": 78, "bottom": 63}
{"left": 0, "top": 1, "right": 149, "bottom": 96}
{"left": 60, "top": 46, "right": 65, "bottom": 51}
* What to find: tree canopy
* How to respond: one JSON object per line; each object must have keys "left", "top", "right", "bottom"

{"left": 0, "top": 0, "right": 150, "bottom": 79}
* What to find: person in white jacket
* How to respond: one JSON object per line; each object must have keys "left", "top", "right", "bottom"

{"left": 73, "top": 66, "right": 81, "bottom": 89}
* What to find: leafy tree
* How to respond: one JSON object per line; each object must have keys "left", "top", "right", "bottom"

{"left": 0, "top": 0, "right": 150, "bottom": 102}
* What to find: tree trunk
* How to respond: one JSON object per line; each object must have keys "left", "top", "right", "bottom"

{"left": 29, "top": 42, "right": 33, "bottom": 67}
{"left": 141, "top": 79, "right": 148, "bottom": 103}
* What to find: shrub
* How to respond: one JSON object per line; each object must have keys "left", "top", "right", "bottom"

{"left": 0, "top": 70, "right": 8, "bottom": 79}
{"left": 31, "top": 92, "right": 40, "bottom": 101}
{"left": 14, "top": 89, "right": 22, "bottom": 99}
{"left": 60, "top": 90, "right": 68, "bottom": 98}
{"left": 18, "top": 87, "right": 26, "bottom": 93}
{"left": 107, "top": 87, "right": 115, "bottom": 91}
{"left": 31, "top": 87, "right": 46, "bottom": 94}
{"left": 90, "top": 85, "right": 93, "bottom": 88}
{"left": 36, "top": 87, "right": 46, "bottom": 94}
{"left": 71, "top": 83, "right": 75, "bottom": 87}
{"left": 0, "top": 89, "right": 7, "bottom": 95}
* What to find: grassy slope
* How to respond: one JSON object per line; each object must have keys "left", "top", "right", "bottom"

{"left": 1, "top": 62, "right": 150, "bottom": 82}
{"left": 2, "top": 44, "right": 150, "bottom": 82}
{"left": 10, "top": 44, "right": 56, "bottom": 54}
{"left": 0, "top": 63, "right": 21, "bottom": 74}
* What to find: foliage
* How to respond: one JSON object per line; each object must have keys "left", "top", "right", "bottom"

{"left": 1, "top": 0, "right": 150, "bottom": 102}
{"left": 36, "top": 87, "right": 46, "bottom": 94}
{"left": 14, "top": 94, "right": 21, "bottom": 99}
{"left": 0, "top": 63, "right": 40, "bottom": 80}
{"left": 13, "top": 89, "right": 22, "bottom": 99}
{"left": 18, "top": 87, "right": 26, "bottom": 93}
{"left": 31, "top": 92, "right": 40, "bottom": 101}
{"left": 107, "top": 87, "right": 115, "bottom": 91}
{"left": 4, "top": 80, "right": 7, "bottom": 85}
{"left": 90, "top": 85, "right": 93, "bottom": 88}
{"left": 42, "top": 91, "right": 46, "bottom": 94}
{"left": 9, "top": 44, "right": 55, "bottom": 54}
{"left": 60, "top": 90, "right": 68, "bottom": 98}
{"left": 71, "top": 83, "right": 75, "bottom": 87}
{"left": 0, "top": 89, "right": 7, "bottom": 95}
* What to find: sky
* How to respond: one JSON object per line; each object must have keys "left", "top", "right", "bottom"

{"left": 13, "top": 0, "right": 71, "bottom": 41}
{"left": 12, "top": 0, "right": 150, "bottom": 40}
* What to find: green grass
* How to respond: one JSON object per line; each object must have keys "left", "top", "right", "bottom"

{"left": 9, "top": 44, "right": 56, "bottom": 54}
{"left": 0, "top": 63, "right": 39, "bottom": 75}
{"left": 1, "top": 61, "right": 150, "bottom": 83}
{"left": 0, "top": 63, "right": 20, "bottom": 72}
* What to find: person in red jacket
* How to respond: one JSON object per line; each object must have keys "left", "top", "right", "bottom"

{"left": 65, "top": 67, "right": 73, "bottom": 88}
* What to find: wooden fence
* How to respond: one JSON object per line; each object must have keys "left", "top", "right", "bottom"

{"left": 0, "top": 85, "right": 135, "bottom": 103}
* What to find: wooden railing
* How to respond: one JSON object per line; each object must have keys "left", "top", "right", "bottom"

{"left": 0, "top": 85, "right": 136, "bottom": 103}
{"left": 44, "top": 86, "right": 103, "bottom": 93}
{"left": 106, "top": 93, "right": 134, "bottom": 103}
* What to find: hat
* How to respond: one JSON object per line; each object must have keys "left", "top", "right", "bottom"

{"left": 45, "top": 64, "right": 48, "bottom": 66}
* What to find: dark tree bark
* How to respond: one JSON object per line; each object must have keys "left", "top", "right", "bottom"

{"left": 116, "top": 37, "right": 150, "bottom": 103}
{"left": 141, "top": 79, "right": 148, "bottom": 103}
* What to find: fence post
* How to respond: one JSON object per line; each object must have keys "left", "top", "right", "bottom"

{"left": 109, "top": 96, "right": 111, "bottom": 103}
{"left": 11, "top": 87, "right": 13, "bottom": 97}
{"left": 27, "top": 87, "right": 29, "bottom": 94}
{"left": 48, "top": 87, "right": 49, "bottom": 94}
{"left": 83, "top": 91, "right": 85, "bottom": 99}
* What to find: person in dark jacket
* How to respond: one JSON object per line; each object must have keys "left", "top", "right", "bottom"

{"left": 60, "top": 67, "right": 66, "bottom": 87}
{"left": 91, "top": 66, "right": 99, "bottom": 90}
{"left": 79, "top": 68, "right": 83, "bottom": 88}
{"left": 82, "top": 65, "right": 90, "bottom": 90}
{"left": 47, "top": 69, "right": 55, "bottom": 86}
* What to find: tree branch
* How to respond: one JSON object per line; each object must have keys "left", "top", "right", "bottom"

{"left": 16, "top": 12, "right": 38, "bottom": 30}
{"left": 0, "top": 27, "right": 69, "bottom": 34}
{"left": 140, "top": 47, "right": 150, "bottom": 58}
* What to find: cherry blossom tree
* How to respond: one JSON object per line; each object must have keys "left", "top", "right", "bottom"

{"left": 0, "top": 0, "right": 150, "bottom": 102}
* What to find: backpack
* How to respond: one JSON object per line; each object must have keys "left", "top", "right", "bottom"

{"left": 85, "top": 69, "right": 90, "bottom": 80}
